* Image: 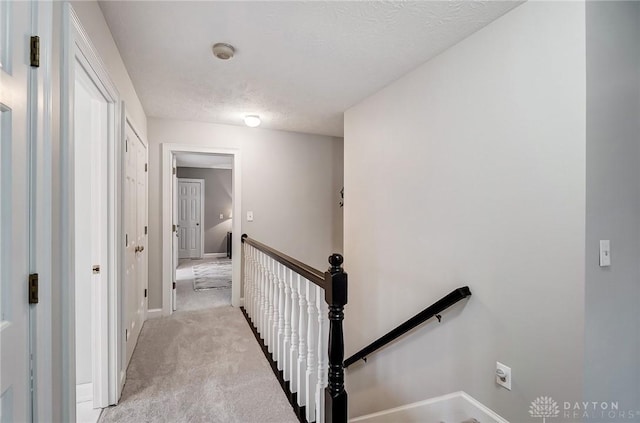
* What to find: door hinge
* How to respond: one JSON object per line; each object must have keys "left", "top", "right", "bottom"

{"left": 126, "top": 233, "right": 128, "bottom": 245}
{"left": 144, "top": 288, "right": 148, "bottom": 298}
{"left": 172, "top": 167, "right": 176, "bottom": 175}
{"left": 145, "top": 163, "right": 148, "bottom": 172}
{"left": 172, "top": 224, "right": 176, "bottom": 232}
{"left": 30, "top": 36, "right": 40, "bottom": 67}
{"left": 29, "top": 273, "right": 39, "bottom": 304}
{"left": 144, "top": 225, "right": 148, "bottom": 235}
{"left": 125, "top": 138, "right": 128, "bottom": 152}
{"left": 93, "top": 265, "right": 100, "bottom": 274}
{"left": 173, "top": 282, "right": 176, "bottom": 290}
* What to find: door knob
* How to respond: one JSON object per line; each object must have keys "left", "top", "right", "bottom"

{"left": 196, "top": 223, "right": 199, "bottom": 226}
{"left": 139, "top": 246, "right": 144, "bottom": 252}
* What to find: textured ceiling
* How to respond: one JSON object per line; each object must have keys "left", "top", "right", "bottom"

{"left": 99, "top": 1, "right": 522, "bottom": 137}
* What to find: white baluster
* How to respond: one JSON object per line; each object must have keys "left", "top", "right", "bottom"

{"left": 282, "top": 267, "right": 292, "bottom": 380}
{"left": 269, "top": 260, "right": 280, "bottom": 361}
{"left": 316, "top": 288, "right": 329, "bottom": 423}
{"left": 256, "top": 251, "right": 263, "bottom": 335}
{"left": 244, "top": 245, "right": 252, "bottom": 320}
{"left": 258, "top": 250, "right": 265, "bottom": 334}
{"left": 296, "top": 278, "right": 308, "bottom": 407}
{"left": 276, "top": 263, "right": 286, "bottom": 369}
{"left": 289, "top": 273, "right": 299, "bottom": 392}
{"left": 248, "top": 246, "right": 255, "bottom": 320}
{"left": 264, "top": 257, "right": 275, "bottom": 353}
{"left": 268, "top": 259, "right": 277, "bottom": 351}
{"left": 305, "top": 282, "right": 318, "bottom": 421}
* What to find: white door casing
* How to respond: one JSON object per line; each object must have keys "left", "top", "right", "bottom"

{"left": 162, "top": 144, "right": 242, "bottom": 315}
{"left": 172, "top": 157, "right": 178, "bottom": 311}
{"left": 123, "top": 123, "right": 147, "bottom": 368}
{"left": 177, "top": 179, "right": 204, "bottom": 260}
{"left": 0, "top": 1, "right": 33, "bottom": 421}
{"left": 73, "top": 59, "right": 110, "bottom": 409}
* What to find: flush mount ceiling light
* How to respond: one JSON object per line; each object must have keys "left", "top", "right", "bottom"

{"left": 244, "top": 115, "right": 261, "bottom": 128}
{"left": 212, "top": 43, "right": 235, "bottom": 60}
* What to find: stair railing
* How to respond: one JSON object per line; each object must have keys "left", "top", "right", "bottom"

{"left": 241, "top": 235, "right": 347, "bottom": 423}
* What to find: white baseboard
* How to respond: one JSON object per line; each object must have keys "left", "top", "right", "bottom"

{"left": 204, "top": 252, "right": 227, "bottom": 258}
{"left": 76, "top": 382, "right": 93, "bottom": 403}
{"left": 146, "top": 308, "right": 163, "bottom": 319}
{"left": 350, "top": 391, "right": 509, "bottom": 423}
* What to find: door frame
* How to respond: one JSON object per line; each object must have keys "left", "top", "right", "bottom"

{"left": 162, "top": 144, "right": 242, "bottom": 314}
{"left": 61, "top": 4, "right": 121, "bottom": 419}
{"left": 30, "top": 1, "right": 54, "bottom": 420}
{"left": 176, "top": 177, "right": 205, "bottom": 260}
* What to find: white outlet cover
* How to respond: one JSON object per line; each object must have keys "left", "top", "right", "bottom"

{"left": 496, "top": 362, "right": 511, "bottom": 390}
{"left": 247, "top": 211, "right": 254, "bottom": 222}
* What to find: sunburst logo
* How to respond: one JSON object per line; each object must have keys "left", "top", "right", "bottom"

{"left": 530, "top": 396, "right": 560, "bottom": 422}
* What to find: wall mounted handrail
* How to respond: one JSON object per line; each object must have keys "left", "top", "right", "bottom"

{"left": 343, "top": 286, "right": 471, "bottom": 368}
{"left": 242, "top": 235, "right": 326, "bottom": 288}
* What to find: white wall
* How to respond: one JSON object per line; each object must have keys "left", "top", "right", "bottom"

{"left": 585, "top": 1, "right": 640, "bottom": 415}
{"left": 148, "top": 118, "right": 344, "bottom": 309}
{"left": 344, "top": 2, "right": 586, "bottom": 421}
{"left": 71, "top": 1, "right": 147, "bottom": 137}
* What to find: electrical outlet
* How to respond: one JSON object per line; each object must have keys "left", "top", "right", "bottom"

{"left": 219, "top": 213, "right": 224, "bottom": 220}
{"left": 496, "top": 362, "right": 511, "bottom": 390}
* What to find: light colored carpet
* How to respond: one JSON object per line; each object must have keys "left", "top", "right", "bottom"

{"left": 192, "top": 257, "right": 232, "bottom": 291}
{"left": 176, "top": 257, "right": 231, "bottom": 312}
{"left": 99, "top": 307, "right": 298, "bottom": 423}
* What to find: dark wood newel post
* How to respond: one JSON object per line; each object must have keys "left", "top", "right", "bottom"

{"left": 324, "top": 253, "right": 348, "bottom": 423}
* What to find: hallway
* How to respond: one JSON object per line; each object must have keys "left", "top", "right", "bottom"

{"left": 99, "top": 306, "right": 298, "bottom": 423}
{"left": 176, "top": 256, "right": 233, "bottom": 312}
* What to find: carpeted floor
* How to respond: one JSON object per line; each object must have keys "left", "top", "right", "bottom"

{"left": 192, "top": 257, "right": 232, "bottom": 291}
{"left": 176, "top": 256, "right": 232, "bottom": 312}
{"left": 99, "top": 306, "right": 299, "bottom": 423}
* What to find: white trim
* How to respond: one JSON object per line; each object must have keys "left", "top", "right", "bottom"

{"left": 76, "top": 383, "right": 93, "bottom": 404}
{"left": 61, "top": 4, "right": 122, "bottom": 419}
{"left": 31, "top": 0, "right": 54, "bottom": 421}
{"left": 177, "top": 177, "right": 205, "bottom": 259}
{"left": 146, "top": 308, "right": 163, "bottom": 319}
{"left": 162, "top": 143, "right": 242, "bottom": 315}
{"left": 349, "top": 391, "right": 509, "bottom": 423}
{"left": 205, "top": 253, "right": 227, "bottom": 258}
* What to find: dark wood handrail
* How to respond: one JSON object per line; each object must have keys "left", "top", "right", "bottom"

{"left": 241, "top": 234, "right": 326, "bottom": 288}
{"left": 343, "top": 286, "right": 471, "bottom": 368}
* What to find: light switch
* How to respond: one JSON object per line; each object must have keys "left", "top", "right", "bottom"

{"left": 247, "top": 211, "right": 254, "bottom": 222}
{"left": 599, "top": 240, "right": 611, "bottom": 267}
{"left": 219, "top": 213, "right": 224, "bottom": 220}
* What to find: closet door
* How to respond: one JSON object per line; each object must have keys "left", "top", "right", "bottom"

{"left": 123, "top": 123, "right": 147, "bottom": 367}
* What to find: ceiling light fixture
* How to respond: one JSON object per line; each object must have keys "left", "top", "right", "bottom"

{"left": 212, "top": 43, "right": 235, "bottom": 60}
{"left": 244, "top": 115, "right": 261, "bottom": 128}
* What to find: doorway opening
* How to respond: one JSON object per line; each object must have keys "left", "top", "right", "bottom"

{"left": 161, "top": 144, "right": 242, "bottom": 315}
{"left": 173, "top": 153, "right": 234, "bottom": 312}
{"left": 73, "top": 58, "right": 110, "bottom": 423}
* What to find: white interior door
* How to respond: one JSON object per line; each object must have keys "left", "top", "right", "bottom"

{"left": 123, "top": 125, "right": 147, "bottom": 367}
{"left": 73, "top": 60, "right": 110, "bottom": 409}
{"left": 177, "top": 179, "right": 203, "bottom": 259}
{"left": 171, "top": 158, "right": 177, "bottom": 311}
{"left": 0, "top": 1, "right": 34, "bottom": 421}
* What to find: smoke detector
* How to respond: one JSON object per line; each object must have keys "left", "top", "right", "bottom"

{"left": 212, "top": 43, "right": 235, "bottom": 60}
